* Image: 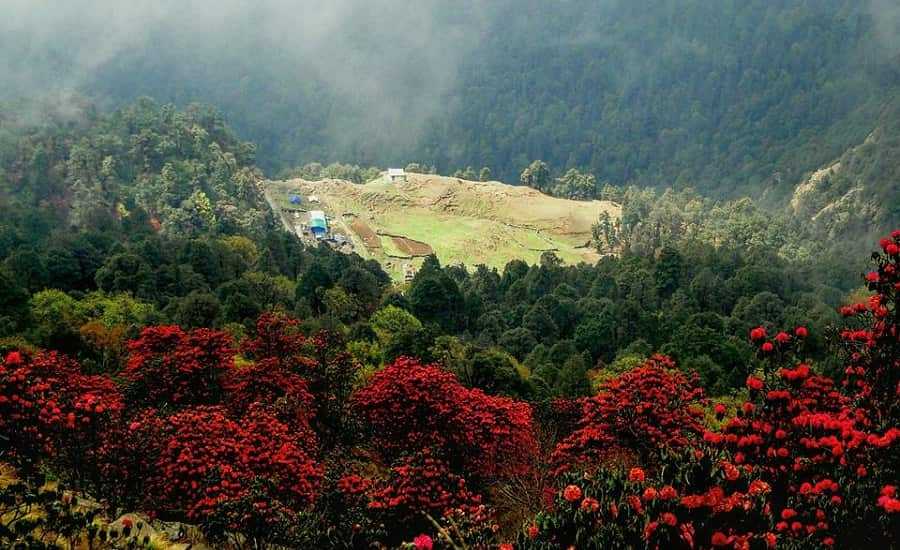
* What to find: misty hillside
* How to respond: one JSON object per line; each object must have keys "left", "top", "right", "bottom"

{"left": 4, "top": 0, "right": 899, "bottom": 199}
{"left": 2, "top": 2, "right": 900, "bottom": 550}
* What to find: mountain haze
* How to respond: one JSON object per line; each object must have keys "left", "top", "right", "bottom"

{"left": 2, "top": 1, "right": 898, "bottom": 201}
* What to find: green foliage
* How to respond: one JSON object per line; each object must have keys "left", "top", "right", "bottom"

{"left": 371, "top": 305, "right": 425, "bottom": 361}
{"left": 519, "top": 160, "right": 551, "bottom": 192}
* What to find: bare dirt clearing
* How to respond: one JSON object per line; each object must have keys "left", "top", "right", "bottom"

{"left": 390, "top": 235, "right": 434, "bottom": 257}
{"left": 350, "top": 218, "right": 381, "bottom": 252}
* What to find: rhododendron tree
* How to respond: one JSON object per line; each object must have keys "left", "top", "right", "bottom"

{"left": 240, "top": 311, "right": 309, "bottom": 366}
{"left": 552, "top": 354, "right": 706, "bottom": 473}
{"left": 367, "top": 450, "right": 483, "bottom": 522}
{"left": 144, "top": 405, "right": 321, "bottom": 522}
{"left": 122, "top": 325, "right": 235, "bottom": 407}
{"left": 840, "top": 230, "right": 899, "bottom": 427}
{"left": 352, "top": 357, "right": 536, "bottom": 542}
{"left": 353, "top": 357, "right": 537, "bottom": 481}
{"left": 520, "top": 232, "right": 900, "bottom": 548}
{"left": 221, "top": 357, "right": 316, "bottom": 438}
{"left": 0, "top": 350, "right": 123, "bottom": 484}
{"left": 241, "top": 313, "right": 359, "bottom": 447}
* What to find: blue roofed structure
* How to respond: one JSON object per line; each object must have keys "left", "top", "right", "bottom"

{"left": 308, "top": 210, "right": 328, "bottom": 239}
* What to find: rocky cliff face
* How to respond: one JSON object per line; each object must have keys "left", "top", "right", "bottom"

{"left": 790, "top": 120, "right": 898, "bottom": 241}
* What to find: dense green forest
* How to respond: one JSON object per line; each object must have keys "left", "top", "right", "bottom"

{"left": 36, "top": 0, "right": 895, "bottom": 201}
{"left": 0, "top": 99, "right": 847, "bottom": 395}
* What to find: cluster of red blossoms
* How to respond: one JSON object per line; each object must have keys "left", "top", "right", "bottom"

{"left": 353, "top": 357, "right": 538, "bottom": 520}
{"left": 122, "top": 325, "right": 236, "bottom": 406}
{"left": 2, "top": 314, "right": 540, "bottom": 546}
{"left": 551, "top": 354, "right": 707, "bottom": 472}
{"left": 525, "top": 231, "right": 900, "bottom": 549}
{"left": 1, "top": 314, "right": 326, "bottom": 539}
{"left": 150, "top": 404, "right": 320, "bottom": 520}
{"left": 0, "top": 349, "right": 124, "bottom": 473}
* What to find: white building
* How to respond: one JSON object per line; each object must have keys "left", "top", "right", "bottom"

{"left": 386, "top": 168, "right": 407, "bottom": 183}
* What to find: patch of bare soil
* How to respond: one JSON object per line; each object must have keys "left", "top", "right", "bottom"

{"left": 351, "top": 219, "right": 381, "bottom": 252}
{"left": 392, "top": 236, "right": 434, "bottom": 256}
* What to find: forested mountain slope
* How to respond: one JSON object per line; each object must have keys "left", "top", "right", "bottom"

{"left": 19, "top": 0, "right": 893, "bottom": 201}
{"left": 790, "top": 97, "right": 900, "bottom": 241}
{"left": 0, "top": 99, "right": 391, "bottom": 340}
{"left": 0, "top": 98, "right": 268, "bottom": 236}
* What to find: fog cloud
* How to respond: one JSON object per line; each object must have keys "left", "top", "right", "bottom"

{"left": 870, "top": 0, "right": 900, "bottom": 58}
{"left": 0, "top": 1, "right": 496, "bottom": 159}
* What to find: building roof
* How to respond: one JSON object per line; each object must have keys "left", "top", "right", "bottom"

{"left": 387, "top": 168, "right": 405, "bottom": 177}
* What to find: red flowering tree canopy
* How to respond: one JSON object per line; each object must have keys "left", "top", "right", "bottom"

{"left": 0, "top": 350, "right": 123, "bottom": 464}
{"left": 146, "top": 405, "right": 321, "bottom": 521}
{"left": 367, "top": 449, "right": 483, "bottom": 518}
{"left": 221, "top": 357, "right": 316, "bottom": 438}
{"left": 840, "top": 230, "right": 899, "bottom": 427}
{"left": 241, "top": 312, "right": 311, "bottom": 367}
{"left": 530, "top": 229, "right": 900, "bottom": 550}
{"left": 123, "top": 326, "right": 235, "bottom": 407}
{"left": 353, "top": 357, "right": 538, "bottom": 480}
{"left": 552, "top": 354, "right": 706, "bottom": 472}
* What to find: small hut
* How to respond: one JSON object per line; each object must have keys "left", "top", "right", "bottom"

{"left": 386, "top": 168, "right": 407, "bottom": 183}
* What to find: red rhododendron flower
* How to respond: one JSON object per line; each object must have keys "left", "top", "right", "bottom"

{"left": 746, "top": 375, "right": 764, "bottom": 391}
{"left": 794, "top": 326, "right": 808, "bottom": 338}
{"left": 748, "top": 480, "right": 771, "bottom": 495}
{"left": 563, "top": 484, "right": 583, "bottom": 502}
{"left": 629, "top": 467, "right": 646, "bottom": 482}
{"left": 750, "top": 327, "right": 767, "bottom": 341}
{"left": 580, "top": 497, "right": 600, "bottom": 512}
{"left": 660, "top": 512, "right": 678, "bottom": 526}
{"left": 659, "top": 485, "right": 678, "bottom": 500}
{"left": 413, "top": 534, "right": 433, "bottom": 550}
